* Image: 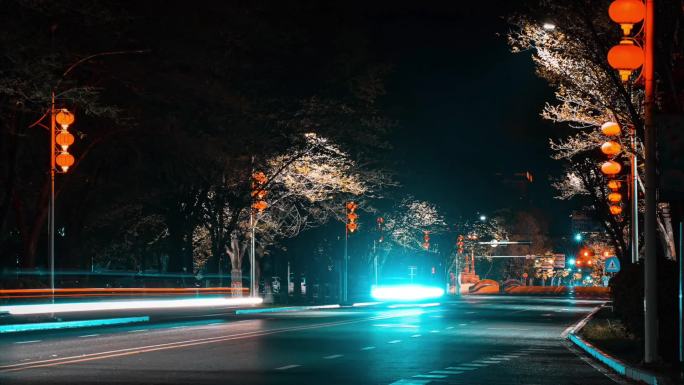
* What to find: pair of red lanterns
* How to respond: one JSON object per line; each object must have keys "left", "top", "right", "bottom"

{"left": 607, "top": 0, "right": 646, "bottom": 81}
{"left": 54, "top": 109, "right": 76, "bottom": 172}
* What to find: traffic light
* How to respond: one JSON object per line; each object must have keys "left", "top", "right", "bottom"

{"left": 54, "top": 109, "right": 76, "bottom": 173}
{"left": 251, "top": 171, "right": 268, "bottom": 212}
{"left": 422, "top": 231, "right": 430, "bottom": 250}
{"left": 346, "top": 201, "right": 358, "bottom": 233}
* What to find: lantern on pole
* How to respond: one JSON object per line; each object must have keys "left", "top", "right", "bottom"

{"left": 601, "top": 122, "right": 622, "bottom": 136}
{"left": 422, "top": 231, "right": 430, "bottom": 250}
{"left": 346, "top": 201, "right": 358, "bottom": 233}
{"left": 608, "top": 0, "right": 645, "bottom": 36}
{"left": 607, "top": 39, "right": 644, "bottom": 82}
{"left": 607, "top": 180, "right": 622, "bottom": 191}
{"left": 601, "top": 141, "right": 622, "bottom": 156}
{"left": 601, "top": 160, "right": 622, "bottom": 175}
{"left": 55, "top": 151, "right": 75, "bottom": 172}
{"left": 608, "top": 192, "right": 623, "bottom": 203}
{"left": 457, "top": 235, "right": 464, "bottom": 255}
{"left": 609, "top": 205, "right": 623, "bottom": 215}
{"left": 251, "top": 171, "right": 268, "bottom": 212}
{"left": 55, "top": 109, "right": 75, "bottom": 129}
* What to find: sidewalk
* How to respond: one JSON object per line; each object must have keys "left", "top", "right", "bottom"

{"left": 567, "top": 305, "right": 680, "bottom": 385}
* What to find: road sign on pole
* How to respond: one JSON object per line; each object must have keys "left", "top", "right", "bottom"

{"left": 605, "top": 256, "right": 621, "bottom": 273}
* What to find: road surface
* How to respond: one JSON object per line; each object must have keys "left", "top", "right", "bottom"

{"left": 0, "top": 296, "right": 627, "bottom": 384}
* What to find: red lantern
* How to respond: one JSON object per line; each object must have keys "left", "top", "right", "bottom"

{"left": 55, "top": 151, "right": 75, "bottom": 172}
{"left": 608, "top": 192, "right": 622, "bottom": 203}
{"left": 607, "top": 180, "right": 622, "bottom": 191}
{"left": 609, "top": 205, "right": 623, "bottom": 215}
{"left": 346, "top": 222, "right": 358, "bottom": 233}
{"left": 601, "top": 122, "right": 621, "bottom": 136}
{"left": 601, "top": 160, "right": 622, "bottom": 175}
{"left": 607, "top": 40, "right": 644, "bottom": 81}
{"left": 55, "top": 130, "right": 75, "bottom": 150}
{"left": 55, "top": 109, "right": 75, "bottom": 128}
{"left": 252, "top": 200, "right": 268, "bottom": 212}
{"left": 608, "top": 0, "right": 645, "bottom": 35}
{"left": 601, "top": 141, "right": 622, "bottom": 156}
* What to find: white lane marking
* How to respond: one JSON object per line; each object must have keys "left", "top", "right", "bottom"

{"left": 170, "top": 326, "right": 187, "bottom": 329}
{"left": 323, "top": 354, "right": 343, "bottom": 359}
{"left": 411, "top": 334, "right": 421, "bottom": 338}
{"left": 446, "top": 326, "right": 454, "bottom": 330}
{"left": 461, "top": 363, "right": 487, "bottom": 367}
{"left": 388, "top": 339, "right": 402, "bottom": 344}
{"left": 15, "top": 340, "right": 41, "bottom": 345}
{"left": 78, "top": 334, "right": 100, "bottom": 338}
{"left": 389, "top": 380, "right": 430, "bottom": 385}
{"left": 490, "top": 356, "right": 512, "bottom": 360}
{"left": 430, "top": 370, "right": 463, "bottom": 374}
{"left": 476, "top": 360, "right": 501, "bottom": 364}
{"left": 429, "top": 330, "right": 440, "bottom": 333}
{"left": 275, "top": 364, "right": 300, "bottom": 370}
{"left": 413, "top": 374, "right": 447, "bottom": 379}
{"left": 208, "top": 322, "right": 223, "bottom": 325}
{"left": 127, "top": 329, "right": 147, "bottom": 333}
{"left": 361, "top": 346, "right": 375, "bottom": 351}
{"left": 466, "top": 311, "right": 476, "bottom": 314}
{"left": 459, "top": 323, "right": 467, "bottom": 326}
{"left": 446, "top": 366, "right": 477, "bottom": 371}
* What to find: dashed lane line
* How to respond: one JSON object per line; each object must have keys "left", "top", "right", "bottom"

{"left": 430, "top": 370, "right": 463, "bottom": 375}
{"left": 446, "top": 366, "right": 477, "bottom": 371}
{"left": 360, "top": 346, "right": 375, "bottom": 351}
{"left": 14, "top": 340, "right": 41, "bottom": 345}
{"left": 275, "top": 364, "right": 300, "bottom": 370}
{"left": 413, "top": 374, "right": 447, "bottom": 379}
{"left": 127, "top": 329, "right": 147, "bottom": 333}
{"left": 323, "top": 354, "right": 343, "bottom": 359}
{"left": 411, "top": 334, "right": 421, "bottom": 338}
{"left": 388, "top": 340, "right": 402, "bottom": 344}
{"left": 78, "top": 334, "right": 100, "bottom": 338}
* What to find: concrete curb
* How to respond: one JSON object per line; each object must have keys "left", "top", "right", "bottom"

{"left": 565, "top": 305, "right": 663, "bottom": 385}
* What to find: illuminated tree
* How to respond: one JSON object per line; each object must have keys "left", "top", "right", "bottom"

{"left": 508, "top": 2, "right": 676, "bottom": 261}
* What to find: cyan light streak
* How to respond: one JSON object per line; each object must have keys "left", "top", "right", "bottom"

{"left": 0, "top": 316, "right": 149, "bottom": 333}
{"left": 0, "top": 297, "right": 263, "bottom": 315}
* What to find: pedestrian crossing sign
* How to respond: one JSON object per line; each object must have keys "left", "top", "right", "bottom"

{"left": 604, "top": 256, "right": 621, "bottom": 273}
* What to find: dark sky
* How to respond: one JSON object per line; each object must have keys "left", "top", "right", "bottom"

{"left": 349, "top": 1, "right": 574, "bottom": 235}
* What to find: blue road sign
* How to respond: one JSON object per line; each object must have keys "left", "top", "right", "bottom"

{"left": 605, "top": 256, "right": 621, "bottom": 273}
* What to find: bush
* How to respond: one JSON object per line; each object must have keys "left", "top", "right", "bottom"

{"left": 609, "top": 259, "right": 678, "bottom": 363}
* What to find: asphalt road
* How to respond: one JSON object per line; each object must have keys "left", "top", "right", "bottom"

{"left": 0, "top": 296, "right": 628, "bottom": 385}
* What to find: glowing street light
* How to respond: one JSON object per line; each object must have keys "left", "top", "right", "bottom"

{"left": 574, "top": 233, "right": 583, "bottom": 242}
{"left": 479, "top": 214, "right": 487, "bottom": 221}
{"left": 542, "top": 22, "right": 556, "bottom": 30}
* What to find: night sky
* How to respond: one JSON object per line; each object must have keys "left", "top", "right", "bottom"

{"left": 340, "top": 1, "right": 574, "bottom": 234}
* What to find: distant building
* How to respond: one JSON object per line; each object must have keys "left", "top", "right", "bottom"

{"left": 495, "top": 171, "right": 534, "bottom": 206}
{"left": 570, "top": 210, "right": 603, "bottom": 235}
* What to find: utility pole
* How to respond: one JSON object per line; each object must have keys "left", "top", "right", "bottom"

{"left": 631, "top": 126, "right": 639, "bottom": 264}
{"left": 643, "top": 0, "right": 658, "bottom": 364}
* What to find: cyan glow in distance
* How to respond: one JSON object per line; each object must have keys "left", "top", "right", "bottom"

{"left": 574, "top": 233, "right": 583, "bottom": 242}
{"left": 568, "top": 258, "right": 576, "bottom": 266}
{"left": 371, "top": 284, "right": 444, "bottom": 301}
{"left": 1, "top": 297, "right": 263, "bottom": 315}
